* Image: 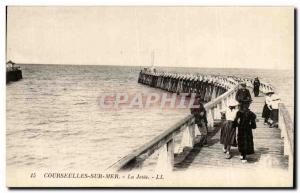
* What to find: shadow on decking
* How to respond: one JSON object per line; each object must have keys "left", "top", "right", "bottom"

{"left": 249, "top": 147, "right": 268, "bottom": 161}
{"left": 174, "top": 125, "right": 221, "bottom": 169}
{"left": 174, "top": 127, "right": 272, "bottom": 169}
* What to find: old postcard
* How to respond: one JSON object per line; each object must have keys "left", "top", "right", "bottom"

{"left": 6, "top": 6, "right": 294, "bottom": 187}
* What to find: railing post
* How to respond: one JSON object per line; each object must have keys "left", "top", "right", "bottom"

{"left": 222, "top": 98, "right": 227, "bottom": 111}
{"left": 265, "top": 84, "right": 268, "bottom": 93}
{"left": 167, "top": 139, "right": 174, "bottom": 167}
{"left": 284, "top": 134, "right": 289, "bottom": 156}
{"left": 288, "top": 149, "right": 293, "bottom": 174}
{"left": 156, "top": 139, "right": 174, "bottom": 172}
{"left": 207, "top": 108, "right": 214, "bottom": 130}
{"left": 180, "top": 124, "right": 194, "bottom": 149}
{"left": 194, "top": 123, "right": 201, "bottom": 136}
{"left": 278, "top": 108, "right": 285, "bottom": 138}
{"left": 228, "top": 93, "right": 233, "bottom": 101}
{"left": 261, "top": 84, "right": 266, "bottom": 93}
{"left": 214, "top": 103, "right": 221, "bottom": 120}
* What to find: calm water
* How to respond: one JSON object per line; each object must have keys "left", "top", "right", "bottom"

{"left": 6, "top": 64, "right": 294, "bottom": 171}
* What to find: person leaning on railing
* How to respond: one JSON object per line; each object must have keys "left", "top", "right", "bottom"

{"left": 190, "top": 96, "right": 208, "bottom": 147}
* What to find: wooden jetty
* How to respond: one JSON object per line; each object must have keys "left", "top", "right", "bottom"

{"left": 174, "top": 92, "right": 289, "bottom": 171}
{"left": 109, "top": 69, "right": 294, "bottom": 176}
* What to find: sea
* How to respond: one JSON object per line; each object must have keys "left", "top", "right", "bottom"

{"left": 6, "top": 64, "right": 294, "bottom": 171}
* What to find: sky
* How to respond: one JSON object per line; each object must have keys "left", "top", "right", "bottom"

{"left": 7, "top": 6, "right": 294, "bottom": 70}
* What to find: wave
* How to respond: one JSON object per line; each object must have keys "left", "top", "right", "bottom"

{"left": 74, "top": 102, "right": 88, "bottom": 105}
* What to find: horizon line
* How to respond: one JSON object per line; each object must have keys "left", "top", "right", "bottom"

{"left": 12, "top": 62, "right": 293, "bottom": 70}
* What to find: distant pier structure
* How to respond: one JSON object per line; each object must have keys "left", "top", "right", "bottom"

{"left": 109, "top": 68, "right": 293, "bottom": 176}
{"left": 6, "top": 60, "right": 22, "bottom": 83}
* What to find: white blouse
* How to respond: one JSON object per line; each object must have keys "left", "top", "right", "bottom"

{"left": 226, "top": 108, "right": 238, "bottom": 121}
{"left": 270, "top": 94, "right": 280, "bottom": 110}
{"left": 265, "top": 96, "right": 272, "bottom": 105}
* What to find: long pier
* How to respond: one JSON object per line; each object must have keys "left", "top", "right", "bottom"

{"left": 109, "top": 69, "right": 294, "bottom": 175}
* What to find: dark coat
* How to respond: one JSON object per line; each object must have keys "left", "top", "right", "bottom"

{"left": 234, "top": 110, "right": 257, "bottom": 155}
{"left": 271, "top": 109, "right": 279, "bottom": 122}
{"left": 190, "top": 100, "right": 208, "bottom": 126}
{"left": 253, "top": 80, "right": 260, "bottom": 88}
{"left": 235, "top": 88, "right": 252, "bottom": 103}
{"left": 262, "top": 103, "right": 271, "bottom": 119}
{"left": 253, "top": 80, "right": 260, "bottom": 96}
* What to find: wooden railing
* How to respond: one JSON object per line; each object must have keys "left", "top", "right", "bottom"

{"left": 107, "top": 114, "right": 194, "bottom": 171}
{"left": 108, "top": 84, "right": 239, "bottom": 172}
{"left": 108, "top": 73, "right": 293, "bottom": 172}
{"left": 237, "top": 77, "right": 274, "bottom": 94}
{"left": 244, "top": 78, "right": 294, "bottom": 171}
{"left": 245, "top": 78, "right": 294, "bottom": 171}
{"left": 278, "top": 103, "right": 294, "bottom": 172}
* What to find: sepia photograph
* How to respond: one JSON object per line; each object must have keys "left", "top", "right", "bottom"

{"left": 5, "top": 6, "right": 295, "bottom": 187}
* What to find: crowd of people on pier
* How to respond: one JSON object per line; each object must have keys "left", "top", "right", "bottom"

{"left": 220, "top": 82, "right": 257, "bottom": 162}
{"left": 197, "top": 81, "right": 280, "bottom": 163}
{"left": 191, "top": 82, "right": 257, "bottom": 163}
{"left": 138, "top": 68, "right": 280, "bottom": 163}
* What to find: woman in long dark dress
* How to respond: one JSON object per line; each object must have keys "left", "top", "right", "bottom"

{"left": 234, "top": 101, "right": 257, "bottom": 163}
{"left": 253, "top": 77, "right": 260, "bottom": 97}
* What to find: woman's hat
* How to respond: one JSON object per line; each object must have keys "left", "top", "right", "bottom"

{"left": 271, "top": 94, "right": 280, "bottom": 101}
{"left": 240, "top": 82, "right": 247, "bottom": 87}
{"left": 266, "top": 91, "right": 275, "bottom": 95}
{"left": 228, "top": 100, "right": 239, "bottom": 107}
